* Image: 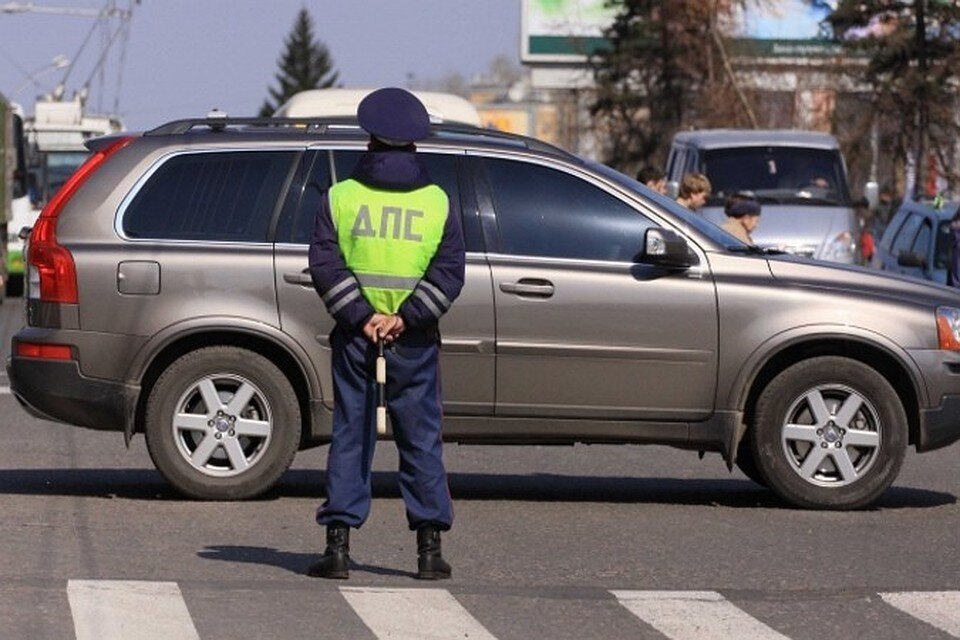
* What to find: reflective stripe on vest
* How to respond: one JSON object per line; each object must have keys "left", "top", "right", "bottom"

{"left": 330, "top": 178, "right": 449, "bottom": 314}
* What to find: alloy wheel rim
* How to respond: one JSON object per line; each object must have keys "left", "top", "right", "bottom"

{"left": 171, "top": 373, "right": 273, "bottom": 477}
{"left": 780, "top": 384, "right": 882, "bottom": 488}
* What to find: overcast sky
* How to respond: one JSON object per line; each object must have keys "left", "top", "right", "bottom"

{"left": 0, "top": 0, "right": 521, "bottom": 130}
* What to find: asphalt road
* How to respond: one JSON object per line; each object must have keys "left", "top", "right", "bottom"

{"left": 1, "top": 301, "right": 959, "bottom": 639}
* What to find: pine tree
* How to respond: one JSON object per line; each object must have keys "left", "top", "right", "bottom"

{"left": 259, "top": 8, "right": 339, "bottom": 117}
{"left": 829, "top": 0, "right": 960, "bottom": 197}
{"left": 590, "top": 1, "right": 755, "bottom": 172}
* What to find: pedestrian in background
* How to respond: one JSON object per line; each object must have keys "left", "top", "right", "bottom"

{"left": 948, "top": 209, "right": 960, "bottom": 287}
{"left": 637, "top": 165, "right": 666, "bottom": 195}
{"left": 855, "top": 197, "right": 876, "bottom": 265}
{"left": 676, "top": 172, "right": 711, "bottom": 211}
{"left": 307, "top": 88, "right": 465, "bottom": 580}
{"left": 721, "top": 196, "right": 761, "bottom": 245}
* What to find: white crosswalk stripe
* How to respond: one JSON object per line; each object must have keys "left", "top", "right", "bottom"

{"left": 611, "top": 590, "right": 791, "bottom": 640}
{"left": 67, "top": 580, "right": 201, "bottom": 640}
{"left": 880, "top": 591, "right": 960, "bottom": 637}
{"left": 339, "top": 586, "right": 499, "bottom": 640}
{"left": 44, "top": 582, "right": 960, "bottom": 640}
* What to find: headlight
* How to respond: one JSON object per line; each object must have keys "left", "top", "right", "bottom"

{"left": 820, "top": 231, "right": 856, "bottom": 263}
{"left": 936, "top": 306, "right": 960, "bottom": 350}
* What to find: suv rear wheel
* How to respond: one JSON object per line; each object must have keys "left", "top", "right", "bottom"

{"left": 749, "top": 356, "right": 906, "bottom": 509}
{"left": 145, "top": 346, "right": 301, "bottom": 500}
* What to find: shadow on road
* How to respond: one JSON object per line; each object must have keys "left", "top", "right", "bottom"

{"left": 196, "top": 545, "right": 415, "bottom": 578}
{"left": 0, "top": 468, "right": 953, "bottom": 510}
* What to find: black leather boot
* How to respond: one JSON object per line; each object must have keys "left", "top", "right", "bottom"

{"left": 307, "top": 522, "right": 350, "bottom": 579}
{"left": 416, "top": 525, "right": 452, "bottom": 580}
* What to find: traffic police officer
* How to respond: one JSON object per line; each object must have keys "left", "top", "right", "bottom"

{"left": 307, "top": 88, "right": 465, "bottom": 580}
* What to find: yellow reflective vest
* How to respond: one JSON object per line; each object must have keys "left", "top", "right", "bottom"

{"left": 329, "top": 178, "right": 448, "bottom": 314}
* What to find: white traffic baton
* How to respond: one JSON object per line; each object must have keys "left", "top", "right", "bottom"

{"left": 376, "top": 337, "right": 387, "bottom": 435}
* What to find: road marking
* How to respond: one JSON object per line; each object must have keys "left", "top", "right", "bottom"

{"left": 340, "top": 587, "right": 498, "bottom": 640}
{"left": 67, "top": 580, "right": 200, "bottom": 640}
{"left": 880, "top": 591, "right": 960, "bottom": 637}
{"left": 611, "top": 590, "right": 790, "bottom": 640}
{"left": 0, "top": 386, "right": 10, "bottom": 394}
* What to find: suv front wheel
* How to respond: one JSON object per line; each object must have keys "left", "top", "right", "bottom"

{"left": 145, "top": 346, "right": 301, "bottom": 500}
{"left": 749, "top": 356, "right": 907, "bottom": 509}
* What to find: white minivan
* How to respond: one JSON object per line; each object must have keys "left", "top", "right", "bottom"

{"left": 273, "top": 88, "right": 481, "bottom": 127}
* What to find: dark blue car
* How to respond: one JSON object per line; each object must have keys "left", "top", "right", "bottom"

{"left": 872, "top": 200, "right": 960, "bottom": 284}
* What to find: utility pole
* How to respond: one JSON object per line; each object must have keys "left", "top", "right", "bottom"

{"left": 913, "top": 0, "right": 928, "bottom": 200}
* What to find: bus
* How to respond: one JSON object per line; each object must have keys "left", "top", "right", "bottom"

{"left": 8, "top": 97, "right": 122, "bottom": 295}
{"left": 1, "top": 94, "right": 28, "bottom": 299}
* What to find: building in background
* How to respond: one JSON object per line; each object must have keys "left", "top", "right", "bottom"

{"left": 515, "top": 0, "right": 913, "bottom": 200}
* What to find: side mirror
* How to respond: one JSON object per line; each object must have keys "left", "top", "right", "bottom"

{"left": 639, "top": 227, "right": 693, "bottom": 269}
{"left": 897, "top": 251, "right": 926, "bottom": 268}
{"left": 666, "top": 180, "right": 679, "bottom": 200}
{"left": 864, "top": 181, "right": 879, "bottom": 211}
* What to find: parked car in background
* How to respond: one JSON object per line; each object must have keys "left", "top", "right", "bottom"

{"left": 666, "top": 129, "right": 864, "bottom": 264}
{"left": 871, "top": 200, "right": 958, "bottom": 285}
{"left": 8, "top": 115, "right": 960, "bottom": 511}
{"left": 272, "top": 88, "right": 481, "bottom": 127}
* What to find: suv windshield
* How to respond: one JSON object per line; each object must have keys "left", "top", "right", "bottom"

{"left": 702, "top": 146, "right": 851, "bottom": 207}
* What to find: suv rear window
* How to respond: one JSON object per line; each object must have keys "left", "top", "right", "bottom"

{"left": 123, "top": 151, "right": 296, "bottom": 242}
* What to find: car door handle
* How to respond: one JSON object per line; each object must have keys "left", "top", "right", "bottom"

{"left": 499, "top": 279, "right": 555, "bottom": 298}
{"left": 283, "top": 269, "right": 314, "bottom": 287}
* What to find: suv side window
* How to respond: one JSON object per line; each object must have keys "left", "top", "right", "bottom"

{"left": 879, "top": 210, "right": 907, "bottom": 252}
{"left": 482, "top": 157, "right": 653, "bottom": 262}
{"left": 123, "top": 150, "right": 296, "bottom": 242}
{"left": 911, "top": 220, "right": 932, "bottom": 258}
{"left": 275, "top": 151, "right": 332, "bottom": 245}
{"left": 892, "top": 212, "right": 923, "bottom": 257}
{"left": 936, "top": 221, "right": 952, "bottom": 269}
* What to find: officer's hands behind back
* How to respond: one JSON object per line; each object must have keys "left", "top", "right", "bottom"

{"left": 363, "top": 313, "right": 405, "bottom": 345}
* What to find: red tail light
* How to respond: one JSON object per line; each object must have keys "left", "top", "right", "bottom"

{"left": 16, "top": 342, "right": 74, "bottom": 360}
{"left": 28, "top": 136, "right": 134, "bottom": 304}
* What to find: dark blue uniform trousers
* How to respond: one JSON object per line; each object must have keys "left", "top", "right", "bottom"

{"left": 317, "top": 328, "right": 453, "bottom": 531}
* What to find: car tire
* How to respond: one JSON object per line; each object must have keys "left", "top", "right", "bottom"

{"left": 749, "top": 356, "right": 906, "bottom": 510}
{"left": 734, "top": 441, "right": 768, "bottom": 487}
{"left": 145, "top": 346, "right": 301, "bottom": 500}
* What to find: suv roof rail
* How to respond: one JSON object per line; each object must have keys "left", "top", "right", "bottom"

{"left": 145, "top": 116, "right": 358, "bottom": 136}
{"left": 144, "top": 115, "right": 576, "bottom": 160}
{"left": 430, "top": 122, "right": 575, "bottom": 159}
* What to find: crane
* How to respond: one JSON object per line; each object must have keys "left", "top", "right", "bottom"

{"left": 0, "top": 2, "right": 131, "bottom": 18}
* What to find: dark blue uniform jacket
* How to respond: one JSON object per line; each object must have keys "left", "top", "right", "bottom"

{"left": 308, "top": 150, "right": 466, "bottom": 333}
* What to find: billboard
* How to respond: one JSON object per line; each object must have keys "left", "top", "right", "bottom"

{"left": 725, "top": 0, "right": 845, "bottom": 58}
{"left": 522, "top": 0, "right": 618, "bottom": 62}
{"left": 523, "top": 0, "right": 849, "bottom": 63}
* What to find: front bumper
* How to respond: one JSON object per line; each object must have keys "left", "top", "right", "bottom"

{"left": 7, "top": 355, "right": 138, "bottom": 433}
{"left": 918, "top": 395, "right": 960, "bottom": 452}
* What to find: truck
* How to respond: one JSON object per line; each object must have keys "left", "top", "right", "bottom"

{"left": 7, "top": 96, "right": 122, "bottom": 295}
{"left": 1, "top": 93, "right": 29, "bottom": 300}
{"left": 666, "top": 129, "right": 866, "bottom": 264}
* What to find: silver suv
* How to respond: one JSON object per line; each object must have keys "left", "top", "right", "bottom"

{"left": 9, "top": 116, "right": 960, "bottom": 509}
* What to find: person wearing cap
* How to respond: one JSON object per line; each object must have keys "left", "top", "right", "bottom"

{"left": 721, "top": 195, "right": 762, "bottom": 245}
{"left": 306, "top": 87, "right": 465, "bottom": 580}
